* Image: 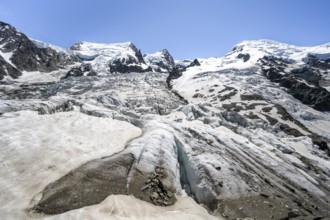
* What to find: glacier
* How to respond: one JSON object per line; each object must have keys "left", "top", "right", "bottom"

{"left": 0, "top": 21, "right": 330, "bottom": 220}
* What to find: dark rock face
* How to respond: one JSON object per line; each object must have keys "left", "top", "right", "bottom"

{"left": 166, "top": 59, "right": 201, "bottom": 88}
{"left": 187, "top": 59, "right": 201, "bottom": 67}
{"left": 221, "top": 111, "right": 248, "bottom": 127}
{"left": 279, "top": 77, "right": 330, "bottom": 111}
{"left": 160, "top": 49, "right": 175, "bottom": 67}
{"left": 0, "top": 21, "right": 24, "bottom": 53}
{"left": 10, "top": 42, "right": 71, "bottom": 72}
{"left": 259, "top": 56, "right": 330, "bottom": 111}
{"left": 176, "top": 59, "right": 201, "bottom": 72}
{"left": 240, "top": 93, "right": 264, "bottom": 101}
{"left": 166, "top": 67, "right": 182, "bottom": 89}
{"left": 128, "top": 43, "right": 145, "bottom": 64}
{"left": 63, "top": 64, "right": 96, "bottom": 79}
{"left": 259, "top": 56, "right": 288, "bottom": 79}
{"left": 305, "top": 54, "right": 330, "bottom": 70}
{"left": 109, "top": 57, "right": 152, "bottom": 74}
{"left": 0, "top": 56, "right": 21, "bottom": 80}
{"left": 237, "top": 53, "right": 250, "bottom": 62}
{"left": 0, "top": 21, "right": 75, "bottom": 79}
{"left": 290, "top": 66, "right": 321, "bottom": 86}
{"left": 230, "top": 45, "right": 243, "bottom": 53}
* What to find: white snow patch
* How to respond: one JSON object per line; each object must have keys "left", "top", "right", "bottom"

{"left": 0, "top": 50, "right": 15, "bottom": 67}
{"left": 284, "top": 137, "right": 330, "bottom": 169}
{"left": 10, "top": 64, "right": 79, "bottom": 83}
{"left": 1, "top": 195, "right": 220, "bottom": 220}
{"left": 13, "top": 70, "right": 64, "bottom": 83}
{"left": 0, "top": 111, "right": 141, "bottom": 218}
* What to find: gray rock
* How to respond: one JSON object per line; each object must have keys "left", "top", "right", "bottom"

{"left": 221, "top": 111, "right": 248, "bottom": 127}
{"left": 259, "top": 55, "right": 330, "bottom": 112}
{"left": 32, "top": 153, "right": 135, "bottom": 214}
{"left": 237, "top": 53, "right": 250, "bottom": 62}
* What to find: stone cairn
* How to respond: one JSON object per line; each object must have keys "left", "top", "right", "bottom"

{"left": 141, "top": 166, "right": 176, "bottom": 206}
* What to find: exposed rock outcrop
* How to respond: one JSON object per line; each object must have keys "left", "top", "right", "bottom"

{"left": 0, "top": 21, "right": 75, "bottom": 79}
{"left": 109, "top": 56, "right": 152, "bottom": 73}
{"left": 63, "top": 63, "right": 96, "bottom": 79}
{"left": 259, "top": 56, "right": 330, "bottom": 111}
{"left": 32, "top": 153, "right": 135, "bottom": 214}
{"left": 0, "top": 55, "right": 21, "bottom": 79}
{"left": 237, "top": 53, "right": 250, "bottom": 62}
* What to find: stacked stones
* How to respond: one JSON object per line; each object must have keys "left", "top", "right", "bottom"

{"left": 141, "top": 166, "right": 176, "bottom": 206}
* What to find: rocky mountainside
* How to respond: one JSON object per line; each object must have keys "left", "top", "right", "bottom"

{"left": 144, "top": 49, "right": 176, "bottom": 73}
{"left": 0, "top": 21, "right": 76, "bottom": 80}
{"left": 0, "top": 22, "right": 330, "bottom": 220}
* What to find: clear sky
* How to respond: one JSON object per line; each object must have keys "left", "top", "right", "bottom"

{"left": 0, "top": 0, "right": 329, "bottom": 59}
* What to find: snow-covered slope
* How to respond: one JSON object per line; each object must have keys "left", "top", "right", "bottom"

{"left": 32, "top": 39, "right": 72, "bottom": 56}
{"left": 168, "top": 40, "right": 330, "bottom": 219}
{"left": 179, "top": 40, "right": 330, "bottom": 76}
{"left": 144, "top": 49, "right": 175, "bottom": 73}
{"left": 70, "top": 41, "right": 151, "bottom": 74}
{"left": 225, "top": 40, "right": 330, "bottom": 67}
{"left": 174, "top": 40, "right": 330, "bottom": 111}
{"left": 226, "top": 40, "right": 330, "bottom": 91}
{"left": 1, "top": 21, "right": 330, "bottom": 220}
{"left": 0, "top": 111, "right": 218, "bottom": 220}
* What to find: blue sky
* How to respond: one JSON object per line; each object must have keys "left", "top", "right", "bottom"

{"left": 0, "top": 0, "right": 330, "bottom": 59}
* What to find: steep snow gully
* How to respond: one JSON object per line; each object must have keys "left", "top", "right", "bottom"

{"left": 1, "top": 21, "right": 330, "bottom": 219}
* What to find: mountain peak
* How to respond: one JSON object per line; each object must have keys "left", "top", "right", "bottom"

{"left": 67, "top": 41, "right": 149, "bottom": 74}
{"left": 144, "top": 49, "right": 175, "bottom": 73}
{"left": 160, "top": 49, "right": 170, "bottom": 54}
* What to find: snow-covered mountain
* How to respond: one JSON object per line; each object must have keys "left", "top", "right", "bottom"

{"left": 69, "top": 41, "right": 152, "bottom": 74}
{"left": 1, "top": 22, "right": 330, "bottom": 220}
{"left": 144, "top": 49, "right": 176, "bottom": 73}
